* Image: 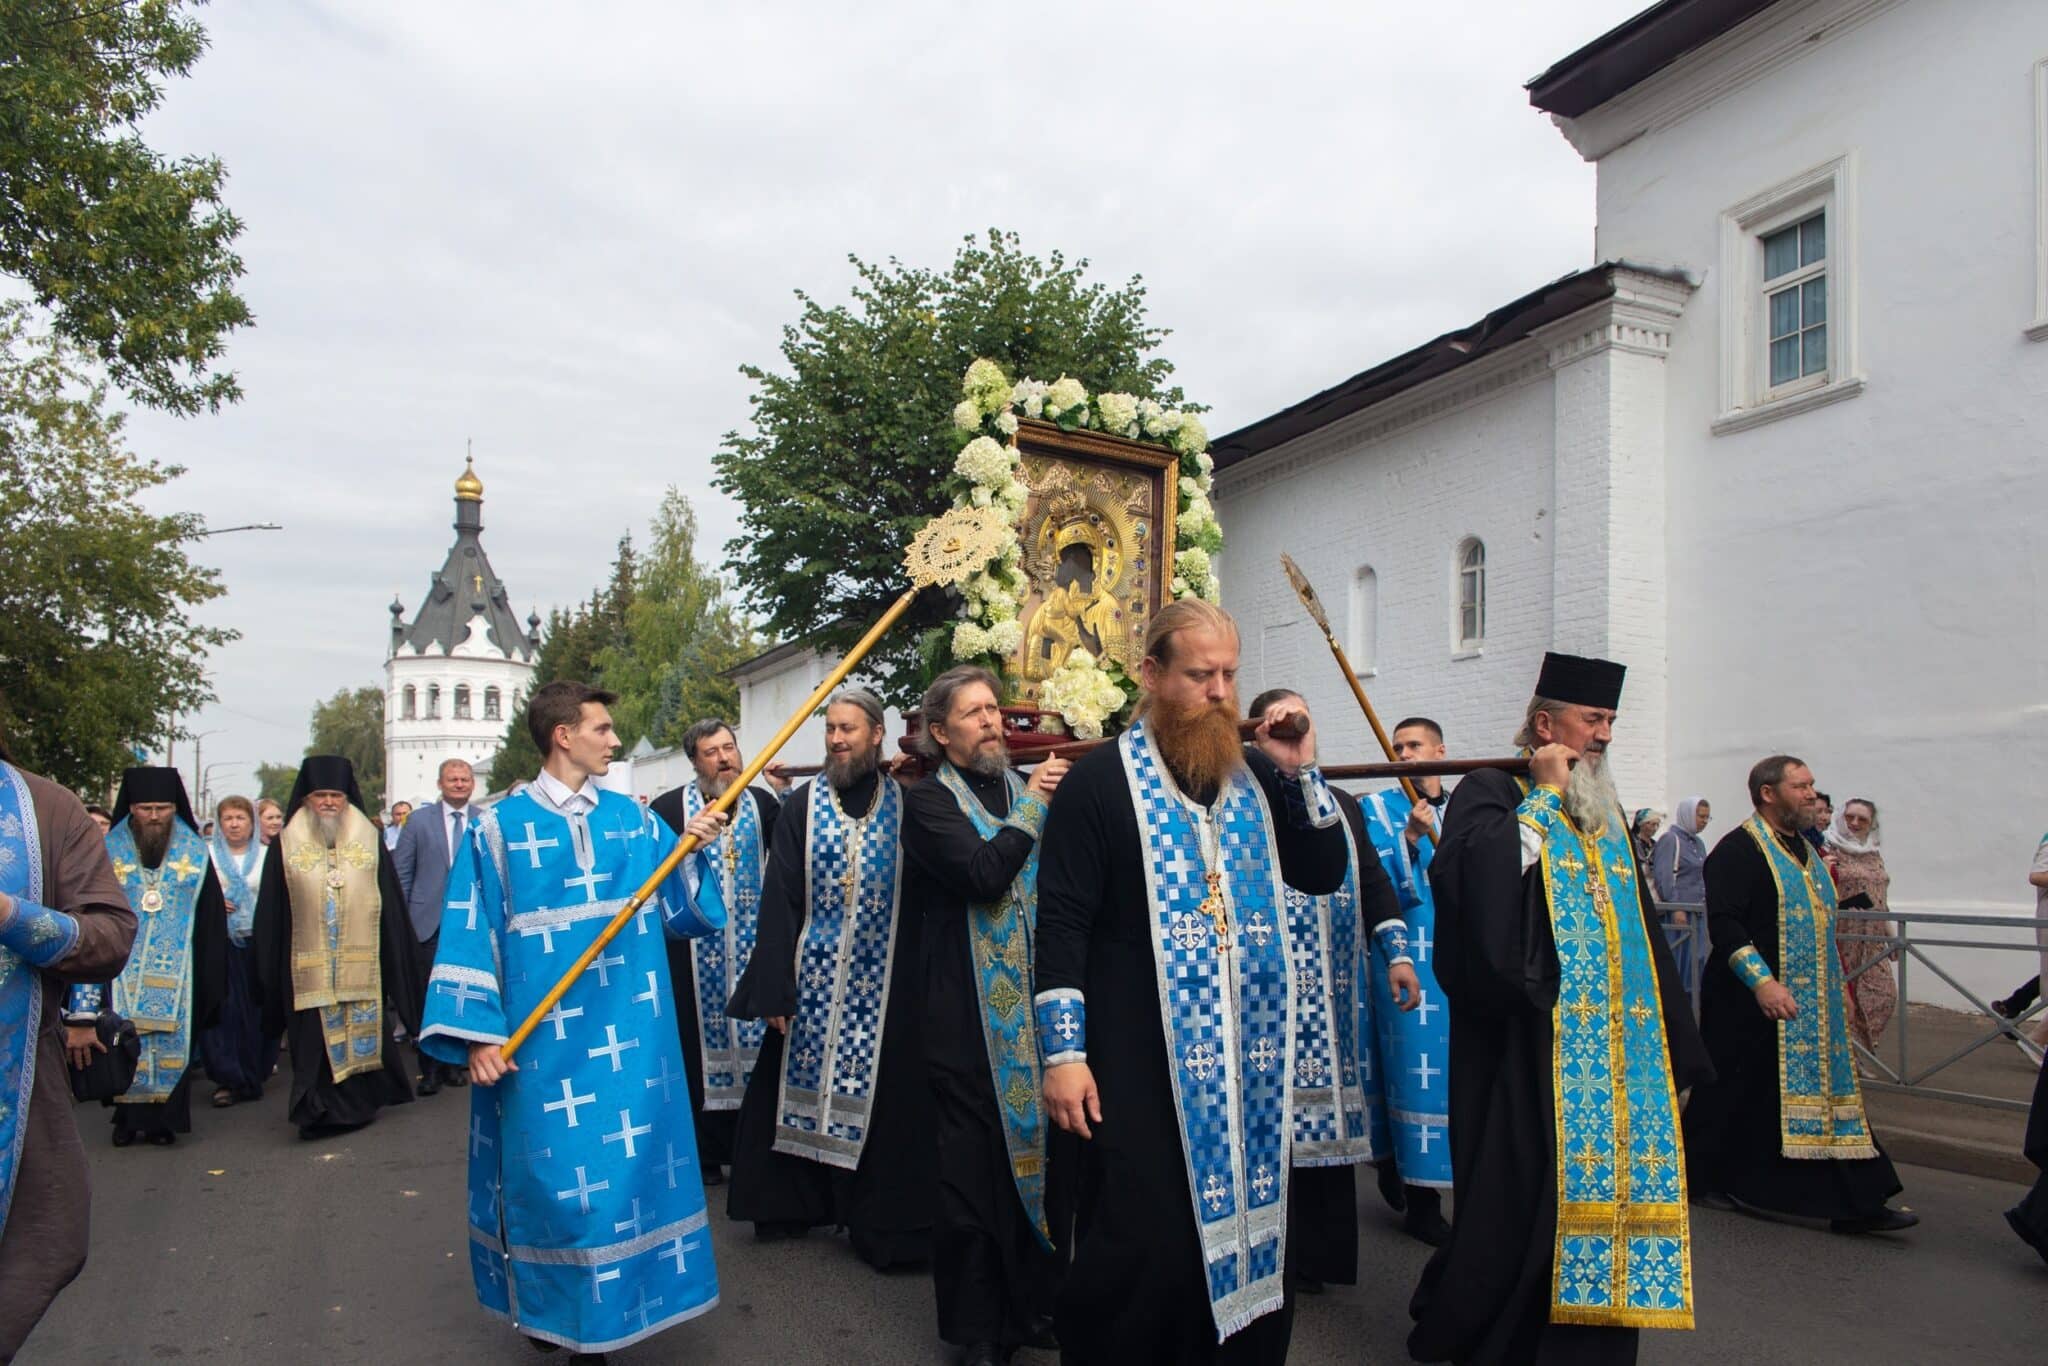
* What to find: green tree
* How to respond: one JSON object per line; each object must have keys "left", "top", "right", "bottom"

{"left": 307, "top": 685, "right": 386, "bottom": 814}
{"left": 253, "top": 761, "right": 295, "bottom": 808}
{"left": 597, "top": 489, "right": 757, "bottom": 750}
{"left": 0, "top": 304, "right": 235, "bottom": 790}
{"left": 713, "top": 228, "right": 1185, "bottom": 703}
{"left": 0, "top": 1, "right": 251, "bottom": 413}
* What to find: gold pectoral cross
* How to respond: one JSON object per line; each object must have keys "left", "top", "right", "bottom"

{"left": 1201, "top": 871, "right": 1231, "bottom": 952}
{"left": 724, "top": 838, "right": 740, "bottom": 874}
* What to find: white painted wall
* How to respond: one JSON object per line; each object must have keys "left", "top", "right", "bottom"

{"left": 1560, "top": 0, "right": 2048, "bottom": 999}
{"left": 733, "top": 649, "right": 904, "bottom": 775}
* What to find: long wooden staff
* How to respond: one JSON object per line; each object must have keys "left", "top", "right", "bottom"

{"left": 1279, "top": 554, "right": 1417, "bottom": 803}
{"left": 501, "top": 506, "right": 1014, "bottom": 1059}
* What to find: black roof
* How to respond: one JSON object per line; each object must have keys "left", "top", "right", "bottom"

{"left": 1212, "top": 262, "right": 1686, "bottom": 471}
{"left": 1527, "top": 0, "right": 1778, "bottom": 117}
{"left": 390, "top": 482, "right": 537, "bottom": 661}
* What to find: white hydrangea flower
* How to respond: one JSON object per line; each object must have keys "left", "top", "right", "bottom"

{"left": 988, "top": 620, "right": 1023, "bottom": 656}
{"left": 1045, "top": 375, "right": 1087, "bottom": 419}
{"left": 1138, "top": 399, "right": 1166, "bottom": 436}
{"left": 1096, "top": 392, "right": 1138, "bottom": 437}
{"left": 1170, "top": 414, "right": 1208, "bottom": 456}
{"left": 1179, "top": 475, "right": 1200, "bottom": 499}
{"left": 951, "top": 400, "right": 982, "bottom": 432}
{"left": 1175, "top": 547, "right": 1212, "bottom": 582}
{"left": 1195, "top": 450, "right": 1214, "bottom": 477}
{"left": 954, "top": 435, "right": 1014, "bottom": 488}
{"left": 964, "top": 358, "right": 1012, "bottom": 414}
{"left": 1153, "top": 408, "right": 1185, "bottom": 437}
{"left": 952, "top": 621, "right": 993, "bottom": 658}
{"left": 995, "top": 410, "right": 1019, "bottom": 436}
{"left": 1171, "top": 575, "right": 1190, "bottom": 596}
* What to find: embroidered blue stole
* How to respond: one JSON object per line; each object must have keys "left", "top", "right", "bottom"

{"left": 211, "top": 834, "right": 260, "bottom": 944}
{"left": 0, "top": 766, "right": 54, "bottom": 1238}
{"left": 935, "top": 763, "right": 1051, "bottom": 1240}
{"left": 1741, "top": 815, "right": 1876, "bottom": 1160}
{"left": 1521, "top": 783, "right": 1692, "bottom": 1328}
{"left": 1284, "top": 815, "right": 1374, "bottom": 1166}
{"left": 1120, "top": 722, "right": 1290, "bottom": 1341}
{"left": 1359, "top": 789, "right": 1452, "bottom": 1187}
{"left": 683, "top": 783, "right": 767, "bottom": 1111}
{"left": 106, "top": 817, "right": 208, "bottom": 1101}
{"left": 775, "top": 777, "right": 905, "bottom": 1171}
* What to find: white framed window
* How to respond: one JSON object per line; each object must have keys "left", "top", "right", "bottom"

{"left": 401, "top": 684, "right": 416, "bottom": 721}
{"left": 1714, "top": 154, "right": 1863, "bottom": 434}
{"left": 484, "top": 686, "right": 502, "bottom": 721}
{"left": 2029, "top": 58, "right": 2048, "bottom": 341}
{"left": 1455, "top": 539, "right": 1485, "bottom": 651}
{"left": 425, "top": 683, "right": 441, "bottom": 719}
{"left": 1348, "top": 566, "right": 1378, "bottom": 675}
{"left": 454, "top": 684, "right": 472, "bottom": 720}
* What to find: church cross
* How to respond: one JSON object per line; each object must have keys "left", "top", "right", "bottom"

{"left": 1410, "top": 1053, "right": 1441, "bottom": 1091}
{"left": 1201, "top": 1171, "right": 1228, "bottom": 1211}
{"left": 165, "top": 851, "right": 205, "bottom": 880}
{"left": 1415, "top": 991, "right": 1438, "bottom": 1027}
{"left": 602, "top": 1108, "right": 653, "bottom": 1159}
{"left": 1244, "top": 910, "right": 1274, "bottom": 948}
{"left": 517, "top": 922, "right": 560, "bottom": 954}
{"left": 632, "top": 899, "right": 657, "bottom": 935}
{"left": 1627, "top": 997, "right": 1653, "bottom": 1028}
{"left": 554, "top": 1164, "right": 610, "bottom": 1214}
{"left": 468, "top": 1115, "right": 494, "bottom": 1158}
{"left": 625, "top": 1288, "right": 665, "bottom": 1333}
{"left": 447, "top": 889, "right": 481, "bottom": 932}
{"left": 473, "top": 573, "right": 484, "bottom": 594}
{"left": 1053, "top": 1008, "right": 1080, "bottom": 1044}
{"left": 438, "top": 980, "right": 490, "bottom": 1016}
{"left": 542, "top": 1001, "right": 583, "bottom": 1041}
{"left": 585, "top": 949, "right": 626, "bottom": 987}
{"left": 644, "top": 1057, "right": 684, "bottom": 1103}
{"left": 1249, "top": 1035, "right": 1278, "bottom": 1073}
{"left": 587, "top": 1025, "right": 641, "bottom": 1072}
{"left": 563, "top": 865, "right": 612, "bottom": 903}
{"left": 1199, "top": 871, "right": 1231, "bottom": 952}
{"left": 613, "top": 1197, "right": 648, "bottom": 1239}
{"left": 657, "top": 1142, "right": 689, "bottom": 1190}
{"left": 1415, "top": 1123, "right": 1440, "bottom": 1154}
{"left": 633, "top": 971, "right": 663, "bottom": 1017}
{"left": 1250, "top": 1165, "right": 1275, "bottom": 1201}
{"left": 659, "top": 1235, "right": 690, "bottom": 1275}
{"left": 588, "top": 1265, "right": 621, "bottom": 1303}
{"left": 1412, "top": 927, "right": 1433, "bottom": 963}
{"left": 543, "top": 1078, "right": 597, "bottom": 1128}
{"left": 505, "top": 1134, "right": 552, "bottom": 1165}
{"left": 508, "top": 823, "right": 559, "bottom": 869}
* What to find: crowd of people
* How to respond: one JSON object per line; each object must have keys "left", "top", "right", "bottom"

{"left": 2, "top": 599, "right": 2045, "bottom": 1363}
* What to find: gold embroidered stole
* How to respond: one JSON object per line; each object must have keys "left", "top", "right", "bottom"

{"left": 281, "top": 805, "right": 384, "bottom": 1010}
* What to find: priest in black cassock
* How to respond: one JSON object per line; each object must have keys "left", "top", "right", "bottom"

{"left": 1409, "top": 653, "right": 1709, "bottom": 1366}
{"left": 64, "top": 767, "right": 227, "bottom": 1145}
{"left": 726, "top": 690, "right": 935, "bottom": 1267}
{"left": 1682, "top": 755, "right": 1914, "bottom": 1233}
{"left": 2008, "top": 1048, "right": 2048, "bottom": 1264}
{"left": 1036, "top": 600, "right": 1349, "bottom": 1366}
{"left": 903, "top": 666, "right": 1072, "bottom": 1366}
{"left": 252, "top": 755, "right": 421, "bottom": 1139}
{"left": 650, "top": 717, "right": 786, "bottom": 1189}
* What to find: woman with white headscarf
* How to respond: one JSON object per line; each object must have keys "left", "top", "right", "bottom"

{"left": 1828, "top": 798, "right": 1898, "bottom": 1058}
{"left": 1652, "top": 796, "right": 1711, "bottom": 988}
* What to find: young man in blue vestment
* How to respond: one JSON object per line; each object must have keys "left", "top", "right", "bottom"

{"left": 1356, "top": 717, "right": 1455, "bottom": 1246}
{"left": 420, "top": 681, "right": 729, "bottom": 1358}
{"left": 1036, "top": 601, "right": 1350, "bottom": 1365}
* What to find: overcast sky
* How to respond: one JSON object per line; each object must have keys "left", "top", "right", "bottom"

{"left": 122, "top": 0, "right": 1649, "bottom": 804}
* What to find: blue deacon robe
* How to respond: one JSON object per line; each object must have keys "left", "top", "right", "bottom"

{"left": 420, "top": 787, "right": 725, "bottom": 1354}
{"left": 1358, "top": 789, "right": 1453, "bottom": 1187}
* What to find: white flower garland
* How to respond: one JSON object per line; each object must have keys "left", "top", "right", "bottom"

{"left": 941, "top": 358, "right": 1223, "bottom": 737}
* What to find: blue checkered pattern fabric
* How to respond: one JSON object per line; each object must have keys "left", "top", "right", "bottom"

{"left": 683, "top": 782, "right": 767, "bottom": 1109}
{"left": 1284, "top": 810, "right": 1375, "bottom": 1165}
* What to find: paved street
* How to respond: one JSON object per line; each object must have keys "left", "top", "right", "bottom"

{"left": 23, "top": 1072, "right": 2048, "bottom": 1364}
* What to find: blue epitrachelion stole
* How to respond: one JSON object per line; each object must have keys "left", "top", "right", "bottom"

{"left": 0, "top": 764, "right": 81, "bottom": 1241}
{"left": 1283, "top": 813, "right": 1376, "bottom": 1167}
{"left": 103, "top": 816, "right": 208, "bottom": 1101}
{"left": 682, "top": 782, "right": 767, "bottom": 1111}
{"left": 775, "top": 777, "right": 905, "bottom": 1171}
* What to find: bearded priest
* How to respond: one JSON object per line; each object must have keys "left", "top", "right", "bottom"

{"left": 1408, "top": 653, "right": 1709, "bottom": 1366}
{"left": 63, "top": 767, "right": 226, "bottom": 1146}
{"left": 1034, "top": 600, "right": 1350, "bottom": 1365}
{"left": 252, "top": 755, "right": 423, "bottom": 1139}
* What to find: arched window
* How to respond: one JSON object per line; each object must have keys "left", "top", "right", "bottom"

{"left": 454, "top": 684, "right": 472, "bottom": 720}
{"left": 401, "top": 684, "right": 417, "bottom": 720}
{"left": 1348, "top": 566, "right": 1378, "bottom": 673}
{"left": 1456, "top": 538, "right": 1486, "bottom": 649}
{"left": 425, "top": 684, "right": 441, "bottom": 719}
{"left": 484, "top": 686, "right": 502, "bottom": 721}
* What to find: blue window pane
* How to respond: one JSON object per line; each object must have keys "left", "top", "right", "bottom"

{"left": 1764, "top": 225, "right": 1800, "bottom": 279}
{"left": 1802, "top": 324, "right": 1828, "bottom": 377}
{"left": 1770, "top": 335, "right": 1801, "bottom": 385}
{"left": 1769, "top": 287, "right": 1800, "bottom": 338}
{"left": 1803, "top": 275, "right": 1827, "bottom": 326}
{"left": 1800, "top": 212, "right": 1826, "bottom": 266}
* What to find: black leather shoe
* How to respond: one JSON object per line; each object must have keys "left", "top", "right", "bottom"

{"left": 1375, "top": 1159, "right": 1408, "bottom": 1213}
{"left": 700, "top": 1166, "right": 726, "bottom": 1187}
{"left": 1022, "top": 1315, "right": 1058, "bottom": 1351}
{"left": 1831, "top": 1206, "right": 1919, "bottom": 1234}
{"left": 417, "top": 1075, "right": 440, "bottom": 1097}
{"left": 1404, "top": 1205, "right": 1452, "bottom": 1247}
{"left": 525, "top": 1336, "right": 561, "bottom": 1354}
{"left": 1692, "top": 1190, "right": 1737, "bottom": 1212}
{"left": 961, "top": 1343, "right": 1004, "bottom": 1366}
{"left": 1290, "top": 1273, "right": 1326, "bottom": 1295}
{"left": 2006, "top": 1205, "right": 2048, "bottom": 1264}
{"left": 111, "top": 1127, "right": 136, "bottom": 1148}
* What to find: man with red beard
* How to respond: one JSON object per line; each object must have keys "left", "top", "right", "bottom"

{"left": 1035, "top": 600, "right": 1349, "bottom": 1364}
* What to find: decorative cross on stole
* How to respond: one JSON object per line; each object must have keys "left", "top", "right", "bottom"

{"left": 1200, "top": 869, "right": 1231, "bottom": 952}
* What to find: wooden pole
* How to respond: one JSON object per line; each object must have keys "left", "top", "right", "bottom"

{"left": 1278, "top": 555, "right": 1418, "bottom": 803}
{"left": 501, "top": 586, "right": 921, "bottom": 1059}
{"left": 1321, "top": 756, "right": 1532, "bottom": 783}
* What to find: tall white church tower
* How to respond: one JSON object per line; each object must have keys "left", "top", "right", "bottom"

{"left": 383, "top": 455, "right": 539, "bottom": 808}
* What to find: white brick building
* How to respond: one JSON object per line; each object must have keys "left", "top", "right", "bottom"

{"left": 1214, "top": 0, "right": 2048, "bottom": 995}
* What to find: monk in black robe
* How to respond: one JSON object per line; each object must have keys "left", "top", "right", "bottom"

{"left": 1410, "top": 654, "right": 1709, "bottom": 1366}
{"left": 1682, "top": 754, "right": 1912, "bottom": 1232}
{"left": 1037, "top": 602, "right": 1348, "bottom": 1366}
{"left": 2008, "top": 1047, "right": 2048, "bottom": 1264}
{"left": 252, "top": 755, "right": 420, "bottom": 1139}
{"left": 902, "top": 667, "right": 1074, "bottom": 1366}
{"left": 726, "top": 691, "right": 935, "bottom": 1267}
{"left": 650, "top": 718, "right": 785, "bottom": 1188}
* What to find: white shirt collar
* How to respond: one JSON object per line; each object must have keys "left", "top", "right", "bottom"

{"left": 531, "top": 767, "right": 602, "bottom": 815}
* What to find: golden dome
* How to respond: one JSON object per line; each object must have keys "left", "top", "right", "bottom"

{"left": 454, "top": 454, "right": 483, "bottom": 501}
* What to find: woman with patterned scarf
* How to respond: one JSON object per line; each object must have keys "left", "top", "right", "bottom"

{"left": 1827, "top": 798, "right": 1898, "bottom": 1062}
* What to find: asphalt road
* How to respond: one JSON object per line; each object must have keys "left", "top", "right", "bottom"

{"left": 21, "top": 1072, "right": 2048, "bottom": 1364}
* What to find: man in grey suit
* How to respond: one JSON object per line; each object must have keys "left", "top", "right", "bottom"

{"left": 392, "top": 757, "right": 476, "bottom": 1094}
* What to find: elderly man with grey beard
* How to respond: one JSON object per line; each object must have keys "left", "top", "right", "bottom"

{"left": 1409, "top": 653, "right": 1709, "bottom": 1366}
{"left": 251, "top": 755, "right": 423, "bottom": 1140}
{"left": 725, "top": 689, "right": 937, "bottom": 1267}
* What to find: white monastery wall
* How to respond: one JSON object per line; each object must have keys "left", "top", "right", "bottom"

{"left": 1564, "top": 0, "right": 2048, "bottom": 977}
{"left": 734, "top": 649, "right": 904, "bottom": 776}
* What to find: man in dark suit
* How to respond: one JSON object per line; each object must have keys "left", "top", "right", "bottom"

{"left": 392, "top": 757, "right": 477, "bottom": 1094}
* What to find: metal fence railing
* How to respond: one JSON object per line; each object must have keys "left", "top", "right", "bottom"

{"left": 1835, "top": 909, "right": 2044, "bottom": 1113}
